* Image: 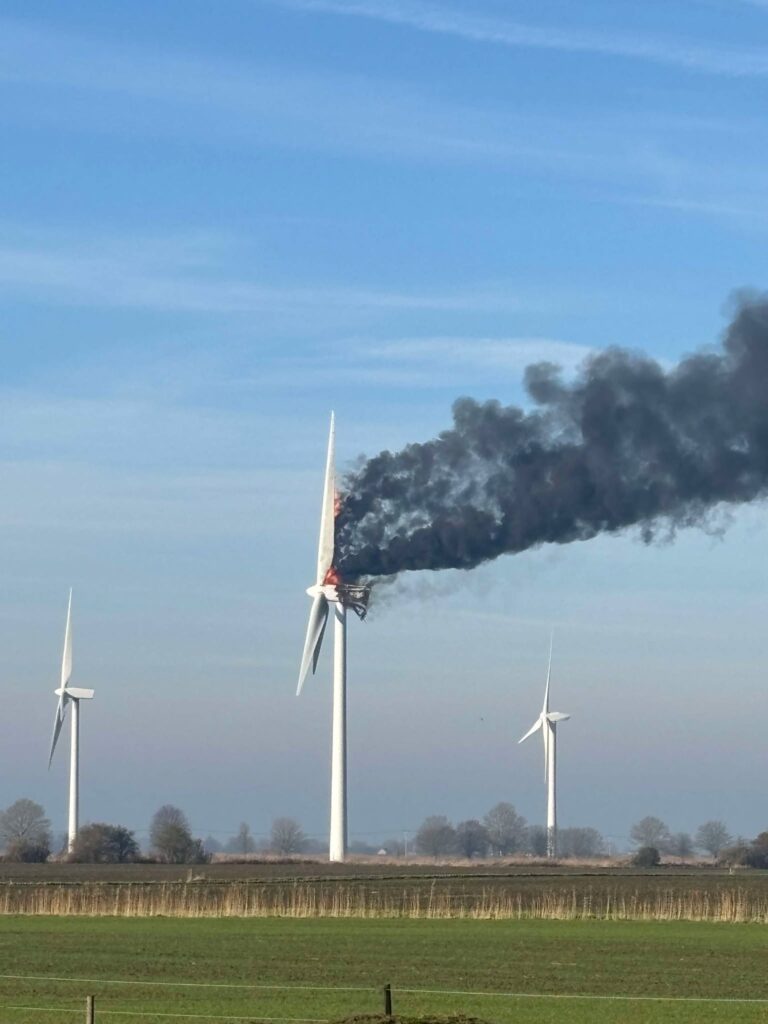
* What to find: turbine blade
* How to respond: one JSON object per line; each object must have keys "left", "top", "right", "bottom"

{"left": 542, "top": 629, "right": 553, "bottom": 714}
{"left": 61, "top": 588, "right": 73, "bottom": 690}
{"left": 48, "top": 694, "right": 68, "bottom": 768}
{"left": 310, "top": 607, "right": 329, "bottom": 675}
{"left": 316, "top": 412, "right": 336, "bottom": 585}
{"left": 543, "top": 718, "right": 550, "bottom": 782}
{"left": 518, "top": 717, "right": 542, "bottom": 744}
{"left": 547, "top": 712, "right": 570, "bottom": 723}
{"left": 297, "top": 592, "right": 329, "bottom": 695}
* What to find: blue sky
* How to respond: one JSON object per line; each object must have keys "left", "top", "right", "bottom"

{"left": 1, "top": 0, "right": 768, "bottom": 850}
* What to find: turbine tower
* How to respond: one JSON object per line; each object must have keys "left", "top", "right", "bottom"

{"left": 48, "top": 590, "right": 95, "bottom": 853}
{"left": 297, "top": 413, "right": 369, "bottom": 863}
{"left": 519, "top": 635, "right": 570, "bottom": 858}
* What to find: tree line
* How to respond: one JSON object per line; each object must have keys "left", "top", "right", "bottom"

{"left": 405, "top": 803, "right": 604, "bottom": 859}
{"left": 0, "top": 799, "right": 311, "bottom": 863}
{"left": 405, "top": 810, "right": 740, "bottom": 860}
{"left": 629, "top": 816, "right": 733, "bottom": 858}
{"left": 0, "top": 797, "right": 749, "bottom": 863}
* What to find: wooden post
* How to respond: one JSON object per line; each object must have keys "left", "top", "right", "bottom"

{"left": 383, "top": 983, "right": 392, "bottom": 1016}
{"left": 86, "top": 994, "right": 95, "bottom": 1023}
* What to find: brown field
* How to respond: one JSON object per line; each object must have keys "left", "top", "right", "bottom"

{"left": 1, "top": 859, "right": 767, "bottom": 921}
{"left": 0, "top": 853, "right": 731, "bottom": 882}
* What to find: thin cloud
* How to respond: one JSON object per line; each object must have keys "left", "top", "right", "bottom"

{"left": 0, "top": 231, "right": 529, "bottom": 315}
{"left": 367, "top": 336, "right": 593, "bottom": 371}
{"left": 1, "top": 16, "right": 765, "bottom": 218}
{"left": 0, "top": 17, "right": 635, "bottom": 172}
{"left": 231, "top": 336, "right": 596, "bottom": 392}
{"left": 269, "top": 0, "right": 768, "bottom": 78}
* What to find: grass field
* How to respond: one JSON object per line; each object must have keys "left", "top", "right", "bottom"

{"left": 1, "top": 916, "right": 768, "bottom": 1023}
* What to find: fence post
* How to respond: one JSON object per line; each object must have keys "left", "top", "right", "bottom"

{"left": 383, "top": 983, "right": 393, "bottom": 1016}
{"left": 86, "top": 994, "right": 95, "bottom": 1023}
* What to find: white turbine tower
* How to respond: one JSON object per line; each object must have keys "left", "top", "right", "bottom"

{"left": 48, "top": 590, "right": 95, "bottom": 853}
{"left": 297, "top": 413, "right": 369, "bottom": 863}
{"left": 519, "top": 635, "right": 570, "bottom": 858}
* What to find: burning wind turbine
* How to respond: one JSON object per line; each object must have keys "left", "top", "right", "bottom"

{"left": 519, "top": 635, "right": 570, "bottom": 859}
{"left": 48, "top": 590, "right": 95, "bottom": 854}
{"left": 297, "top": 413, "right": 369, "bottom": 863}
{"left": 294, "top": 298, "right": 768, "bottom": 858}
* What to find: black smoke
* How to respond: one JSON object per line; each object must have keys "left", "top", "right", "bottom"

{"left": 335, "top": 295, "right": 768, "bottom": 579}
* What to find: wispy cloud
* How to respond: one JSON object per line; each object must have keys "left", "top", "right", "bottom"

{"left": 0, "top": 16, "right": 765, "bottom": 222}
{"left": 618, "top": 193, "right": 768, "bottom": 226}
{"left": 0, "top": 17, "right": 565, "bottom": 165}
{"left": 367, "top": 336, "right": 593, "bottom": 372}
{"left": 0, "top": 17, "right": 623, "bottom": 172}
{"left": 0, "top": 228, "right": 531, "bottom": 316}
{"left": 232, "top": 335, "right": 595, "bottom": 392}
{"left": 268, "top": 0, "right": 768, "bottom": 78}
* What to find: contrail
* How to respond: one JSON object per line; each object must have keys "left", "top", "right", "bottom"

{"left": 336, "top": 293, "right": 768, "bottom": 578}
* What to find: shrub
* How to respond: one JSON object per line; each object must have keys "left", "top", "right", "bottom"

{"left": 718, "top": 843, "right": 751, "bottom": 867}
{"left": 69, "top": 824, "right": 139, "bottom": 863}
{"left": 631, "top": 845, "right": 661, "bottom": 867}
{"left": 4, "top": 839, "right": 50, "bottom": 862}
{"left": 454, "top": 820, "right": 489, "bottom": 859}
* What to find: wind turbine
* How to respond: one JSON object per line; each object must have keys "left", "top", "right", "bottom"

{"left": 519, "top": 635, "right": 570, "bottom": 858}
{"left": 297, "top": 413, "right": 368, "bottom": 863}
{"left": 48, "top": 590, "right": 95, "bottom": 853}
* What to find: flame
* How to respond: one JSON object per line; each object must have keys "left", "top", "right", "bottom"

{"left": 322, "top": 490, "right": 343, "bottom": 586}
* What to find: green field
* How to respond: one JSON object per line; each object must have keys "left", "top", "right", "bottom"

{"left": 1, "top": 916, "right": 768, "bottom": 1023}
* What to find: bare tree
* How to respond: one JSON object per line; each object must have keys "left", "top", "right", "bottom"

{"left": 455, "top": 819, "right": 489, "bottom": 859}
{"left": 558, "top": 827, "right": 605, "bottom": 858}
{"left": 0, "top": 799, "right": 51, "bottom": 860}
{"left": 270, "top": 817, "right": 307, "bottom": 855}
{"left": 227, "top": 822, "right": 255, "bottom": 855}
{"left": 527, "top": 825, "right": 548, "bottom": 857}
{"left": 149, "top": 805, "right": 207, "bottom": 864}
{"left": 695, "top": 820, "right": 732, "bottom": 858}
{"left": 668, "top": 832, "right": 694, "bottom": 859}
{"left": 630, "top": 816, "right": 671, "bottom": 851}
{"left": 415, "top": 815, "right": 456, "bottom": 857}
{"left": 483, "top": 802, "right": 527, "bottom": 855}
{"left": 202, "top": 835, "right": 223, "bottom": 856}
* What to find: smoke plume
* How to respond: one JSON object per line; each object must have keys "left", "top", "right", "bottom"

{"left": 336, "top": 295, "right": 768, "bottom": 579}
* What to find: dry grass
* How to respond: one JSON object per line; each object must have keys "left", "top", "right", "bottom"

{"left": 2, "top": 881, "right": 768, "bottom": 922}
{"left": 210, "top": 853, "right": 624, "bottom": 869}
